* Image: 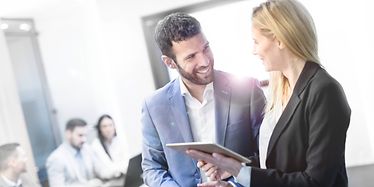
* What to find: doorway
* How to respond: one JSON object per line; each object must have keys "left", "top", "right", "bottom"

{"left": 1, "top": 18, "right": 61, "bottom": 186}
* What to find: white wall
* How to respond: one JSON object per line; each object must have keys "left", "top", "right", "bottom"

{"left": 33, "top": 0, "right": 116, "bottom": 144}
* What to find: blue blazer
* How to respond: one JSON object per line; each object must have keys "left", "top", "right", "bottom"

{"left": 141, "top": 70, "right": 265, "bottom": 187}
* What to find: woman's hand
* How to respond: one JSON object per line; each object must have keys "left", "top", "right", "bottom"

{"left": 186, "top": 149, "right": 242, "bottom": 177}
{"left": 197, "top": 160, "right": 231, "bottom": 181}
{"left": 197, "top": 181, "right": 234, "bottom": 187}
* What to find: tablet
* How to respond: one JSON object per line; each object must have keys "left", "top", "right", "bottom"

{"left": 166, "top": 142, "right": 251, "bottom": 163}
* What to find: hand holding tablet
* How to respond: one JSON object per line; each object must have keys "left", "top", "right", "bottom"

{"left": 166, "top": 142, "right": 251, "bottom": 164}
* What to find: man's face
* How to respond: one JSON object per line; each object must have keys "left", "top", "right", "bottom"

{"left": 9, "top": 147, "right": 27, "bottom": 174}
{"left": 67, "top": 126, "right": 87, "bottom": 150}
{"left": 170, "top": 33, "right": 214, "bottom": 86}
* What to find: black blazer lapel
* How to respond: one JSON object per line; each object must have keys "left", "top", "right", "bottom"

{"left": 266, "top": 95, "right": 301, "bottom": 158}
{"left": 168, "top": 80, "right": 194, "bottom": 142}
{"left": 267, "top": 62, "right": 320, "bottom": 158}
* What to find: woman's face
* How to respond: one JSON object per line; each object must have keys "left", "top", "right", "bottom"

{"left": 252, "top": 26, "right": 283, "bottom": 72}
{"left": 99, "top": 117, "right": 116, "bottom": 141}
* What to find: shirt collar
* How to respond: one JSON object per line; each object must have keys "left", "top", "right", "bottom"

{"left": 179, "top": 76, "right": 214, "bottom": 99}
{"left": 1, "top": 175, "right": 22, "bottom": 187}
{"left": 64, "top": 142, "right": 80, "bottom": 156}
{"left": 179, "top": 76, "right": 189, "bottom": 97}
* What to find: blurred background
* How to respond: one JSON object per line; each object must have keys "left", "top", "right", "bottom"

{"left": 0, "top": 0, "right": 373, "bottom": 186}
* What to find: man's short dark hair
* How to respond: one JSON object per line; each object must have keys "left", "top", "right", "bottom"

{"left": 0, "top": 143, "right": 20, "bottom": 170}
{"left": 65, "top": 118, "right": 87, "bottom": 131}
{"left": 154, "top": 12, "right": 201, "bottom": 62}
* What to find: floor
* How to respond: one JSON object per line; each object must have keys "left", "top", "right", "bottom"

{"left": 347, "top": 164, "right": 374, "bottom": 187}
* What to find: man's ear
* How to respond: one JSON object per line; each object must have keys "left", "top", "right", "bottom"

{"left": 161, "top": 55, "right": 176, "bottom": 69}
{"left": 7, "top": 158, "right": 16, "bottom": 168}
{"left": 65, "top": 130, "right": 71, "bottom": 140}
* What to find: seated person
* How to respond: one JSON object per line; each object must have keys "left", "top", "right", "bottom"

{"left": 46, "top": 118, "right": 105, "bottom": 187}
{"left": 91, "top": 114, "right": 128, "bottom": 179}
{"left": 0, "top": 143, "right": 39, "bottom": 187}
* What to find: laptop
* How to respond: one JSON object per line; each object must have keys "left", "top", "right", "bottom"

{"left": 123, "top": 153, "right": 144, "bottom": 187}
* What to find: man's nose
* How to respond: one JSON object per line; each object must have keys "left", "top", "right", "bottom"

{"left": 198, "top": 53, "right": 210, "bottom": 67}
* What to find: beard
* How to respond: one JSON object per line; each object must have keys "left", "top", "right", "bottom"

{"left": 71, "top": 142, "right": 84, "bottom": 150}
{"left": 176, "top": 63, "right": 214, "bottom": 85}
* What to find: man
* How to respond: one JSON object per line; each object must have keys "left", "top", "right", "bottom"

{"left": 46, "top": 118, "right": 104, "bottom": 187}
{"left": 141, "top": 12, "right": 266, "bottom": 186}
{"left": 0, "top": 143, "right": 38, "bottom": 187}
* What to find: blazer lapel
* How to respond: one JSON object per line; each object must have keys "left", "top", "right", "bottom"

{"left": 214, "top": 72, "right": 231, "bottom": 146}
{"left": 266, "top": 94, "right": 301, "bottom": 158}
{"left": 168, "top": 80, "right": 194, "bottom": 142}
{"left": 267, "top": 62, "right": 320, "bottom": 158}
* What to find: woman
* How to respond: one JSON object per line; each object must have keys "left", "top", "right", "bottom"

{"left": 187, "top": 0, "right": 351, "bottom": 186}
{"left": 91, "top": 114, "right": 128, "bottom": 179}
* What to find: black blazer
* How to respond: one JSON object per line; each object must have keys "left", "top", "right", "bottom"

{"left": 251, "top": 62, "right": 351, "bottom": 187}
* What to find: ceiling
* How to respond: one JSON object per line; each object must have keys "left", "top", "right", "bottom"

{"left": 0, "top": 0, "right": 80, "bottom": 17}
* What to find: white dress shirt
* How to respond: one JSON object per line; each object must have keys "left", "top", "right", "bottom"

{"left": 91, "top": 136, "right": 129, "bottom": 179}
{"left": 259, "top": 103, "right": 282, "bottom": 169}
{"left": 235, "top": 101, "right": 282, "bottom": 186}
{"left": 0, "top": 175, "right": 22, "bottom": 187}
{"left": 179, "top": 77, "right": 216, "bottom": 143}
{"left": 179, "top": 77, "right": 215, "bottom": 182}
{"left": 46, "top": 143, "right": 104, "bottom": 187}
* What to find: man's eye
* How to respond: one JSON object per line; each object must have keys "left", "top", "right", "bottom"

{"left": 186, "top": 55, "right": 194, "bottom": 61}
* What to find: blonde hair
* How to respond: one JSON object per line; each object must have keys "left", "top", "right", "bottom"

{"left": 252, "top": 0, "right": 320, "bottom": 112}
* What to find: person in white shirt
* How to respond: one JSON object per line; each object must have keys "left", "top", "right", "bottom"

{"left": 141, "top": 12, "right": 266, "bottom": 187}
{"left": 91, "top": 114, "right": 128, "bottom": 179}
{"left": 0, "top": 143, "right": 38, "bottom": 187}
{"left": 46, "top": 118, "right": 105, "bottom": 187}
